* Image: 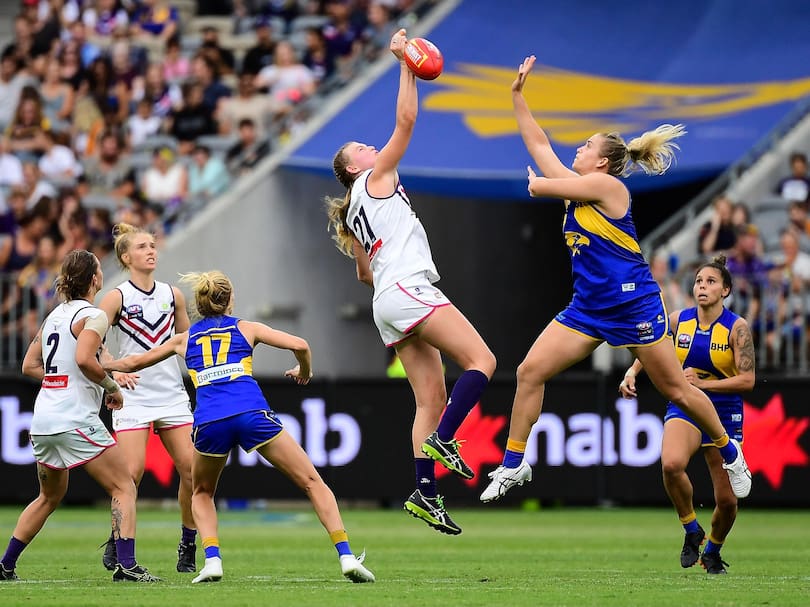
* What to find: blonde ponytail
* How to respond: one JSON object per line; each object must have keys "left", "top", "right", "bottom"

{"left": 326, "top": 141, "right": 357, "bottom": 257}
{"left": 601, "top": 124, "right": 686, "bottom": 177}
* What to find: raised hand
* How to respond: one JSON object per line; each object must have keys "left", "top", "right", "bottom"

{"left": 512, "top": 55, "right": 536, "bottom": 93}
{"left": 390, "top": 28, "right": 407, "bottom": 60}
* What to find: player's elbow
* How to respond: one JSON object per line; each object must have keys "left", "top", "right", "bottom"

{"left": 739, "top": 371, "right": 755, "bottom": 392}
{"left": 396, "top": 109, "right": 416, "bottom": 131}
{"left": 75, "top": 353, "right": 97, "bottom": 377}
{"left": 356, "top": 266, "right": 373, "bottom": 286}
{"left": 292, "top": 337, "right": 310, "bottom": 355}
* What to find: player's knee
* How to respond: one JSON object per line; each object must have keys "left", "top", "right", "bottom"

{"left": 36, "top": 492, "right": 63, "bottom": 512}
{"left": 475, "top": 349, "right": 496, "bottom": 378}
{"left": 516, "top": 358, "right": 545, "bottom": 386}
{"left": 660, "top": 384, "right": 688, "bottom": 405}
{"left": 661, "top": 457, "right": 686, "bottom": 479}
{"left": 716, "top": 493, "right": 738, "bottom": 514}
{"left": 110, "top": 480, "right": 137, "bottom": 506}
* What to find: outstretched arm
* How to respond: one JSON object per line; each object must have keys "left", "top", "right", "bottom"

{"left": 528, "top": 170, "right": 625, "bottom": 203}
{"left": 512, "top": 55, "right": 577, "bottom": 179}
{"left": 367, "top": 28, "right": 415, "bottom": 197}
{"left": 104, "top": 332, "right": 188, "bottom": 373}
{"left": 239, "top": 320, "right": 312, "bottom": 384}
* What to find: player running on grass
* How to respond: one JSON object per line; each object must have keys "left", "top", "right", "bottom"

{"left": 620, "top": 256, "right": 754, "bottom": 574}
{"left": 1, "top": 250, "right": 159, "bottom": 582}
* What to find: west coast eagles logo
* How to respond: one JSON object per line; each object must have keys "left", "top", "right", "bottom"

{"left": 564, "top": 231, "right": 590, "bottom": 256}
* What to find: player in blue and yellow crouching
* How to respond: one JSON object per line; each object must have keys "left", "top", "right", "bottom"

{"left": 104, "top": 270, "right": 374, "bottom": 584}
{"left": 620, "top": 256, "right": 755, "bottom": 574}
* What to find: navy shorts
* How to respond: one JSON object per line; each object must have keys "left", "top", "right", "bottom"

{"left": 554, "top": 293, "right": 669, "bottom": 347}
{"left": 665, "top": 402, "right": 743, "bottom": 446}
{"left": 192, "top": 410, "right": 284, "bottom": 457}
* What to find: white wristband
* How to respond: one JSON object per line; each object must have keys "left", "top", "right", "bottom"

{"left": 624, "top": 369, "right": 637, "bottom": 378}
{"left": 100, "top": 375, "right": 120, "bottom": 393}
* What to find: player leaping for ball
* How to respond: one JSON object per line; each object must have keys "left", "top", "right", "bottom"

{"left": 479, "top": 55, "right": 751, "bottom": 504}
{"left": 325, "top": 29, "right": 496, "bottom": 536}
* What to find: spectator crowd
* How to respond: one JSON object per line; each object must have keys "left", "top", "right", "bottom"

{"left": 0, "top": 0, "right": 426, "bottom": 368}
{"left": 655, "top": 152, "right": 810, "bottom": 370}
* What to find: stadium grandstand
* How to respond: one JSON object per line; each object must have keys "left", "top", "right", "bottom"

{"left": 1, "top": 0, "right": 809, "bottom": 509}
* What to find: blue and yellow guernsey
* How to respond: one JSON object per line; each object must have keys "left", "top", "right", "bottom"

{"left": 563, "top": 200, "right": 660, "bottom": 311}
{"left": 185, "top": 315, "right": 269, "bottom": 425}
{"left": 672, "top": 307, "right": 742, "bottom": 408}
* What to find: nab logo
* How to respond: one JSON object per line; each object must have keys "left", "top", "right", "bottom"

{"left": 564, "top": 231, "right": 590, "bottom": 256}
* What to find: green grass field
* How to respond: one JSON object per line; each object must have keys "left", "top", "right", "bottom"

{"left": 0, "top": 505, "right": 807, "bottom": 606}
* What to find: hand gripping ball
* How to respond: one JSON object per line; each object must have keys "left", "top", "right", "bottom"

{"left": 404, "top": 37, "right": 443, "bottom": 81}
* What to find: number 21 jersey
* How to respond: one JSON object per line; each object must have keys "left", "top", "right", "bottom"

{"left": 348, "top": 169, "right": 439, "bottom": 299}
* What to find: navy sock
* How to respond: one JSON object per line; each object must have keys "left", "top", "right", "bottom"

{"left": 683, "top": 519, "right": 700, "bottom": 534}
{"left": 415, "top": 458, "right": 437, "bottom": 498}
{"left": 718, "top": 440, "right": 738, "bottom": 463}
{"left": 181, "top": 526, "right": 197, "bottom": 545}
{"left": 436, "top": 369, "right": 489, "bottom": 442}
{"left": 1, "top": 536, "right": 27, "bottom": 570}
{"left": 704, "top": 539, "right": 722, "bottom": 554}
{"left": 116, "top": 537, "right": 136, "bottom": 569}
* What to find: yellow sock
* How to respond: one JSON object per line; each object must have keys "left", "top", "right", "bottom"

{"left": 506, "top": 439, "right": 527, "bottom": 454}
{"left": 202, "top": 537, "right": 219, "bottom": 549}
{"left": 202, "top": 536, "right": 220, "bottom": 559}
{"left": 679, "top": 512, "right": 697, "bottom": 525}
{"left": 329, "top": 530, "right": 348, "bottom": 545}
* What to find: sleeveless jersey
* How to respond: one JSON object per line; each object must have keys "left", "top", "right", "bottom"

{"left": 672, "top": 307, "right": 743, "bottom": 408}
{"left": 112, "top": 280, "right": 188, "bottom": 408}
{"left": 30, "top": 300, "right": 106, "bottom": 435}
{"left": 563, "top": 200, "right": 660, "bottom": 311}
{"left": 347, "top": 169, "right": 439, "bottom": 299}
{"left": 185, "top": 315, "right": 268, "bottom": 425}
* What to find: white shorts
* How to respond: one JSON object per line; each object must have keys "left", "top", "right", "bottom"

{"left": 32, "top": 425, "right": 117, "bottom": 470}
{"left": 112, "top": 400, "right": 193, "bottom": 433}
{"left": 373, "top": 274, "right": 451, "bottom": 347}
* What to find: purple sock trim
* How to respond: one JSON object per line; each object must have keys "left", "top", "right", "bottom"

{"left": 437, "top": 369, "right": 489, "bottom": 442}
{"left": 116, "top": 537, "right": 136, "bottom": 569}
{"left": 1, "top": 537, "right": 27, "bottom": 569}
{"left": 181, "top": 526, "right": 197, "bottom": 545}
{"left": 415, "top": 458, "right": 437, "bottom": 498}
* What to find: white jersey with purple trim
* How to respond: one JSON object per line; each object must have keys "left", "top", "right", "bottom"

{"left": 111, "top": 280, "right": 189, "bottom": 410}
{"left": 30, "top": 301, "right": 106, "bottom": 435}
{"left": 348, "top": 169, "right": 439, "bottom": 299}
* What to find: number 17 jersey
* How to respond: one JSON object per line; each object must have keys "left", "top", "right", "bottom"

{"left": 348, "top": 169, "right": 439, "bottom": 299}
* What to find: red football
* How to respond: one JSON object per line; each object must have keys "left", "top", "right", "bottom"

{"left": 404, "top": 37, "right": 443, "bottom": 81}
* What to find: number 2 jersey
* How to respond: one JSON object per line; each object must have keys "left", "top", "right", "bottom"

{"left": 30, "top": 301, "right": 106, "bottom": 435}
{"left": 347, "top": 169, "right": 439, "bottom": 299}
{"left": 185, "top": 315, "right": 269, "bottom": 426}
{"left": 111, "top": 280, "right": 189, "bottom": 409}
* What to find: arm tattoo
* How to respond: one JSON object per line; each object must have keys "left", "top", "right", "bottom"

{"left": 735, "top": 323, "right": 755, "bottom": 372}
